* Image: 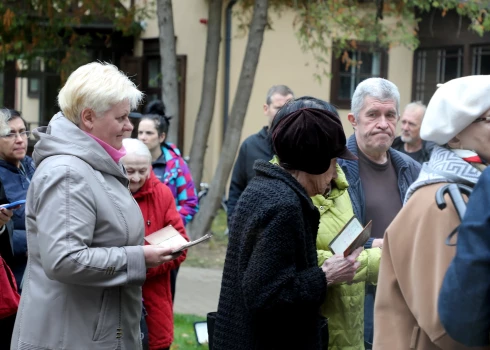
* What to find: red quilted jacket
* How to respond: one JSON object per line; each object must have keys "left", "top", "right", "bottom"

{"left": 133, "top": 170, "right": 189, "bottom": 350}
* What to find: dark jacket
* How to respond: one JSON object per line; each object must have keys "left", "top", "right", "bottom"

{"left": 214, "top": 160, "right": 327, "bottom": 350}
{"left": 0, "top": 157, "right": 35, "bottom": 287}
{"left": 439, "top": 166, "right": 490, "bottom": 347}
{"left": 337, "top": 135, "right": 421, "bottom": 249}
{"left": 392, "top": 136, "right": 436, "bottom": 164}
{"left": 227, "top": 127, "right": 273, "bottom": 223}
{"left": 0, "top": 179, "right": 14, "bottom": 265}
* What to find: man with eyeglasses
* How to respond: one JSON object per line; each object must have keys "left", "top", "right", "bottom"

{"left": 0, "top": 108, "right": 35, "bottom": 290}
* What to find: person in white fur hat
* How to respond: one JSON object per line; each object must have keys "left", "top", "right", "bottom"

{"left": 373, "top": 75, "right": 490, "bottom": 350}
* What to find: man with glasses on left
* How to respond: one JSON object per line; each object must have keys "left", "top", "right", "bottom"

{"left": 0, "top": 108, "right": 35, "bottom": 291}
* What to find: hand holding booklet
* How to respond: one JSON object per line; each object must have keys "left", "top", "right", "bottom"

{"left": 329, "top": 216, "right": 372, "bottom": 257}
{"left": 144, "top": 225, "right": 212, "bottom": 254}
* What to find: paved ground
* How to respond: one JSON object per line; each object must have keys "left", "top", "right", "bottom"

{"left": 174, "top": 266, "right": 223, "bottom": 317}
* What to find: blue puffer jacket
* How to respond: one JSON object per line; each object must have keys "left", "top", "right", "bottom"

{"left": 337, "top": 135, "right": 421, "bottom": 249}
{"left": 0, "top": 157, "right": 35, "bottom": 287}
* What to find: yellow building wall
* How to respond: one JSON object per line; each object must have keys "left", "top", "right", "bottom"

{"left": 226, "top": 9, "right": 414, "bottom": 168}
{"left": 137, "top": 0, "right": 223, "bottom": 182}
{"left": 10, "top": 1, "right": 415, "bottom": 184}
{"left": 133, "top": 1, "right": 414, "bottom": 183}
{"left": 15, "top": 77, "right": 40, "bottom": 129}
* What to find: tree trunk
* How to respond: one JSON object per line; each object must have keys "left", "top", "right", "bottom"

{"left": 187, "top": 0, "right": 269, "bottom": 239}
{"left": 156, "top": 0, "right": 179, "bottom": 144}
{"left": 188, "top": 0, "right": 223, "bottom": 186}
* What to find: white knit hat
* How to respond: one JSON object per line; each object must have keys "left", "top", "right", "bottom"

{"left": 421, "top": 75, "right": 490, "bottom": 145}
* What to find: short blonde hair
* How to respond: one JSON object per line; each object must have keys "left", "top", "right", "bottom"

{"left": 58, "top": 62, "right": 144, "bottom": 124}
{"left": 0, "top": 109, "right": 10, "bottom": 136}
{"left": 122, "top": 138, "right": 152, "bottom": 164}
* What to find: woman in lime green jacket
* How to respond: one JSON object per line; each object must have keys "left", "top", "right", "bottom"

{"left": 313, "top": 163, "right": 381, "bottom": 350}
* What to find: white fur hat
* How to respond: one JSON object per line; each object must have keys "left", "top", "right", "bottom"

{"left": 421, "top": 75, "right": 490, "bottom": 145}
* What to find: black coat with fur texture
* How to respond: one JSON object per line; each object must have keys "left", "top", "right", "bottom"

{"left": 214, "top": 160, "right": 327, "bottom": 350}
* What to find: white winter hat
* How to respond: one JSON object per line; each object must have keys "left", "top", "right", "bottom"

{"left": 421, "top": 75, "right": 490, "bottom": 145}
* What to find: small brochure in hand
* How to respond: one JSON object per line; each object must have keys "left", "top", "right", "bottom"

{"left": 329, "top": 216, "right": 372, "bottom": 257}
{"left": 144, "top": 225, "right": 212, "bottom": 254}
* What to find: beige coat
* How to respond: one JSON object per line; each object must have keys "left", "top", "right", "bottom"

{"left": 374, "top": 183, "right": 490, "bottom": 350}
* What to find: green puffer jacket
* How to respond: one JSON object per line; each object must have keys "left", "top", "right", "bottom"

{"left": 313, "top": 165, "right": 381, "bottom": 350}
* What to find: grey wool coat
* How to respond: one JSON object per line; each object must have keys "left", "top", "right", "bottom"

{"left": 11, "top": 113, "right": 147, "bottom": 350}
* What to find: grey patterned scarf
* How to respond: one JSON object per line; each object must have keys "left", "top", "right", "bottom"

{"left": 404, "top": 145, "right": 482, "bottom": 204}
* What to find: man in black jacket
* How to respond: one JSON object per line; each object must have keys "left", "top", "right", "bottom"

{"left": 227, "top": 85, "right": 294, "bottom": 223}
{"left": 392, "top": 101, "right": 435, "bottom": 164}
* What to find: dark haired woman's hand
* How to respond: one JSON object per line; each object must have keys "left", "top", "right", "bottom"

{"left": 0, "top": 207, "right": 13, "bottom": 231}
{"left": 142, "top": 245, "right": 184, "bottom": 268}
{"left": 321, "top": 247, "right": 362, "bottom": 286}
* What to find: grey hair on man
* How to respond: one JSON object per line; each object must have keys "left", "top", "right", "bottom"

{"left": 351, "top": 78, "right": 400, "bottom": 121}
{"left": 122, "top": 138, "right": 152, "bottom": 164}
{"left": 0, "top": 109, "right": 10, "bottom": 136}
{"left": 404, "top": 101, "right": 426, "bottom": 115}
{"left": 266, "top": 85, "right": 295, "bottom": 105}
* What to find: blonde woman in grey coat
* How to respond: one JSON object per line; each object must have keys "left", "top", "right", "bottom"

{"left": 10, "top": 62, "right": 181, "bottom": 350}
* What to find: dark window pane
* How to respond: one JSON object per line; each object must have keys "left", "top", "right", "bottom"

{"left": 29, "top": 78, "right": 40, "bottom": 93}
{"left": 30, "top": 59, "right": 41, "bottom": 71}
{"left": 337, "top": 50, "right": 382, "bottom": 100}
{"left": 148, "top": 59, "right": 161, "bottom": 88}
{"left": 413, "top": 47, "right": 463, "bottom": 104}
{"left": 444, "top": 48, "right": 462, "bottom": 56}
{"left": 479, "top": 56, "right": 490, "bottom": 75}
{"left": 359, "top": 51, "right": 381, "bottom": 75}
{"left": 472, "top": 46, "right": 490, "bottom": 75}
{"left": 339, "top": 75, "right": 355, "bottom": 100}
{"left": 444, "top": 54, "right": 461, "bottom": 81}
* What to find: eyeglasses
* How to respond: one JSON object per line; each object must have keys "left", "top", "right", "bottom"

{"left": 0, "top": 131, "right": 31, "bottom": 139}
{"left": 472, "top": 116, "right": 490, "bottom": 124}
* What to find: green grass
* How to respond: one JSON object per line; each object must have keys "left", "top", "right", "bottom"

{"left": 171, "top": 313, "right": 209, "bottom": 350}
{"left": 183, "top": 209, "right": 228, "bottom": 269}
{"left": 209, "top": 209, "right": 228, "bottom": 247}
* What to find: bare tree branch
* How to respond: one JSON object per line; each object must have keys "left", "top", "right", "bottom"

{"left": 188, "top": 0, "right": 269, "bottom": 238}
{"left": 156, "top": 0, "right": 179, "bottom": 144}
{"left": 188, "top": 0, "right": 223, "bottom": 186}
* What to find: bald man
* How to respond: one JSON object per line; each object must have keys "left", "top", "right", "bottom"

{"left": 392, "top": 102, "right": 435, "bottom": 164}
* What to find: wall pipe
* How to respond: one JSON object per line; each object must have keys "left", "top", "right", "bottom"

{"left": 223, "top": 0, "right": 238, "bottom": 139}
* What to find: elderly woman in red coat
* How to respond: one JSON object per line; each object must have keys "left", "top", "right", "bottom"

{"left": 122, "top": 138, "right": 189, "bottom": 350}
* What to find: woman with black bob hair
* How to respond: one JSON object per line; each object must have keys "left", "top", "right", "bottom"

{"left": 137, "top": 100, "right": 198, "bottom": 301}
{"left": 213, "top": 96, "right": 362, "bottom": 350}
